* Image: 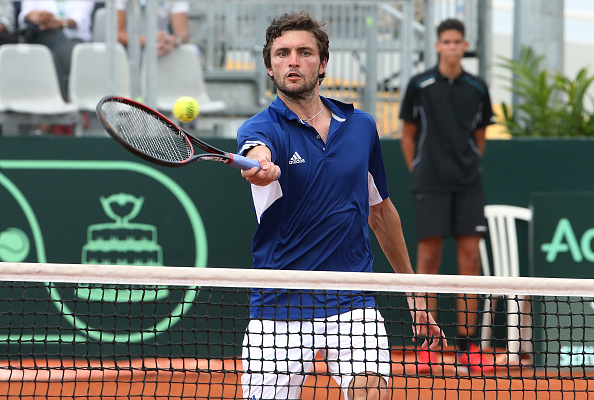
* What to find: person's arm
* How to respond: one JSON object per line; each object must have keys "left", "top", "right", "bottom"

{"left": 0, "top": 0, "right": 14, "bottom": 33}
{"left": 170, "top": 12, "right": 189, "bottom": 45}
{"left": 475, "top": 81, "right": 493, "bottom": 156}
{"left": 25, "top": 10, "right": 57, "bottom": 30}
{"left": 153, "top": 12, "right": 189, "bottom": 56}
{"left": 474, "top": 127, "right": 486, "bottom": 156}
{"left": 400, "top": 120, "right": 418, "bottom": 172}
{"left": 63, "top": 2, "right": 96, "bottom": 35}
{"left": 117, "top": 9, "right": 138, "bottom": 47}
{"left": 368, "top": 198, "right": 413, "bottom": 275}
{"left": 240, "top": 145, "right": 281, "bottom": 186}
{"left": 368, "top": 198, "right": 447, "bottom": 349}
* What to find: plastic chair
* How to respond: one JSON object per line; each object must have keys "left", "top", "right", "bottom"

{"left": 145, "top": 44, "right": 226, "bottom": 115}
{"left": 0, "top": 44, "right": 81, "bottom": 134}
{"left": 92, "top": 7, "right": 106, "bottom": 42}
{"left": 69, "top": 42, "right": 131, "bottom": 112}
{"left": 0, "top": 43, "right": 81, "bottom": 134}
{"left": 0, "top": 100, "right": 6, "bottom": 128}
{"left": 479, "top": 205, "right": 533, "bottom": 363}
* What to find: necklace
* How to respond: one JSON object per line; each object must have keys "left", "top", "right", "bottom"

{"left": 299, "top": 104, "right": 323, "bottom": 124}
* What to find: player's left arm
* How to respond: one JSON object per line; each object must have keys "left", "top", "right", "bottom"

{"left": 474, "top": 127, "right": 486, "bottom": 156}
{"left": 369, "top": 198, "right": 447, "bottom": 349}
{"left": 368, "top": 198, "right": 413, "bottom": 275}
{"left": 475, "top": 83, "right": 494, "bottom": 156}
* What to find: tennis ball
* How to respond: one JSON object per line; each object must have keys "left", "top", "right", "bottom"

{"left": 173, "top": 96, "right": 199, "bottom": 122}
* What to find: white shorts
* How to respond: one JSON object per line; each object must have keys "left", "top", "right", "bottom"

{"left": 241, "top": 308, "right": 390, "bottom": 400}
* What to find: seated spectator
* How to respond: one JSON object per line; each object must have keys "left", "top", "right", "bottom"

{"left": 0, "top": 0, "right": 16, "bottom": 44}
{"left": 116, "top": 0, "right": 189, "bottom": 57}
{"left": 18, "top": 0, "right": 96, "bottom": 99}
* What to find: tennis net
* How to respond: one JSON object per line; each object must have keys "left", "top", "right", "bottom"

{"left": 0, "top": 262, "right": 593, "bottom": 399}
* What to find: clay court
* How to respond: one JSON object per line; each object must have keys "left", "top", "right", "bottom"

{"left": 1, "top": 348, "right": 591, "bottom": 400}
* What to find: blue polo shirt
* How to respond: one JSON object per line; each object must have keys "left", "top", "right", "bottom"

{"left": 237, "top": 96, "right": 390, "bottom": 320}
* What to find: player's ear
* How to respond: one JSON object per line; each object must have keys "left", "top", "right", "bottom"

{"left": 268, "top": 67, "right": 273, "bottom": 77}
{"left": 319, "top": 58, "right": 328, "bottom": 75}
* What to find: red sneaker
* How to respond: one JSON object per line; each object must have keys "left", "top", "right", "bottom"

{"left": 415, "top": 349, "right": 437, "bottom": 373}
{"left": 456, "top": 343, "right": 496, "bottom": 373}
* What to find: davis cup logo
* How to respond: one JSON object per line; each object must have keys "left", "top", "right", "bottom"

{"left": 45, "top": 193, "right": 205, "bottom": 343}
{"left": 0, "top": 160, "right": 208, "bottom": 346}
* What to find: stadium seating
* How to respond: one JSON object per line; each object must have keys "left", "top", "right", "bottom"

{"left": 69, "top": 42, "right": 131, "bottom": 112}
{"left": 144, "top": 44, "right": 226, "bottom": 116}
{"left": 92, "top": 7, "right": 107, "bottom": 43}
{"left": 0, "top": 44, "right": 81, "bottom": 135}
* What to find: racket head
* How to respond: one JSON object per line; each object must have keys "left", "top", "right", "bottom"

{"left": 96, "top": 96, "right": 197, "bottom": 167}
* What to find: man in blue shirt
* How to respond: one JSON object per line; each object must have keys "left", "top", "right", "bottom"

{"left": 238, "top": 11, "right": 445, "bottom": 400}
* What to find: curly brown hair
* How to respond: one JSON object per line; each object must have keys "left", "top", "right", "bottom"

{"left": 262, "top": 11, "right": 330, "bottom": 84}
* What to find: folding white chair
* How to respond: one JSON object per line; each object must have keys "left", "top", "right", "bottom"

{"left": 0, "top": 44, "right": 81, "bottom": 135}
{"left": 69, "top": 42, "right": 131, "bottom": 112}
{"left": 479, "top": 205, "right": 533, "bottom": 363}
{"left": 0, "top": 101, "right": 6, "bottom": 129}
{"left": 145, "top": 44, "right": 226, "bottom": 115}
{"left": 92, "top": 7, "right": 107, "bottom": 42}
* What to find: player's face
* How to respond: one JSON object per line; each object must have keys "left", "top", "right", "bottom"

{"left": 435, "top": 29, "right": 468, "bottom": 64}
{"left": 268, "top": 30, "right": 327, "bottom": 100}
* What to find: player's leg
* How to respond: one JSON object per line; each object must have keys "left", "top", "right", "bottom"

{"left": 241, "top": 319, "right": 315, "bottom": 399}
{"left": 413, "top": 192, "right": 453, "bottom": 369}
{"left": 416, "top": 237, "right": 443, "bottom": 311}
{"left": 452, "top": 191, "right": 486, "bottom": 343}
{"left": 452, "top": 191, "right": 491, "bottom": 370}
{"left": 414, "top": 191, "right": 453, "bottom": 311}
{"left": 348, "top": 373, "right": 388, "bottom": 400}
{"left": 323, "top": 309, "right": 391, "bottom": 400}
{"left": 455, "top": 234, "right": 482, "bottom": 338}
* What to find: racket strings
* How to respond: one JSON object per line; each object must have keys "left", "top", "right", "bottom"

{"left": 101, "top": 102, "right": 192, "bottom": 162}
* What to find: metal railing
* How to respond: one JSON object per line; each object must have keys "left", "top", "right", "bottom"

{"left": 188, "top": 1, "right": 429, "bottom": 136}
{"left": 7, "top": 0, "right": 488, "bottom": 138}
{"left": 185, "top": 0, "right": 489, "bottom": 137}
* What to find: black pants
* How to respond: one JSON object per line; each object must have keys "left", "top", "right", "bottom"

{"left": 0, "top": 31, "right": 17, "bottom": 45}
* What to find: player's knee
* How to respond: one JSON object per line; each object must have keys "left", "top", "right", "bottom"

{"left": 416, "top": 253, "right": 441, "bottom": 273}
{"left": 457, "top": 251, "right": 481, "bottom": 275}
{"left": 348, "top": 373, "right": 388, "bottom": 400}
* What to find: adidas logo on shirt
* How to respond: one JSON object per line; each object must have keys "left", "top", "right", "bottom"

{"left": 289, "top": 152, "right": 306, "bottom": 165}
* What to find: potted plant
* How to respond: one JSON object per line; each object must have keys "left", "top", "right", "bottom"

{"left": 498, "top": 47, "right": 594, "bottom": 137}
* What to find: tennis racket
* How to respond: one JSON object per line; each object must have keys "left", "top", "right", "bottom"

{"left": 96, "top": 96, "right": 260, "bottom": 170}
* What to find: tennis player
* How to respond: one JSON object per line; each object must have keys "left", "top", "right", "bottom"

{"left": 237, "top": 12, "right": 446, "bottom": 400}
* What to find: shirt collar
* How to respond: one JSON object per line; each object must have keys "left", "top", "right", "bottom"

{"left": 432, "top": 65, "right": 467, "bottom": 83}
{"left": 270, "top": 95, "right": 354, "bottom": 123}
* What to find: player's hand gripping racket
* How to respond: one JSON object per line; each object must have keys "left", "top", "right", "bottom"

{"left": 96, "top": 96, "right": 260, "bottom": 170}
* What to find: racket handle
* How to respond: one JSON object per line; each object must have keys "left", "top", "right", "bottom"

{"left": 229, "top": 153, "right": 262, "bottom": 170}
{"left": 229, "top": 153, "right": 281, "bottom": 179}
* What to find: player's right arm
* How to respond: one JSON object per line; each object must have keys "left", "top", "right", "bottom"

{"left": 400, "top": 121, "right": 418, "bottom": 172}
{"left": 241, "top": 145, "right": 280, "bottom": 186}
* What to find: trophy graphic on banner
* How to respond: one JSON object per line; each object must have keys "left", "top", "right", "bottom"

{"left": 80, "top": 193, "right": 166, "bottom": 302}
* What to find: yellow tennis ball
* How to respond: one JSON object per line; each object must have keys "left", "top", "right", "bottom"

{"left": 173, "top": 96, "right": 199, "bottom": 122}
